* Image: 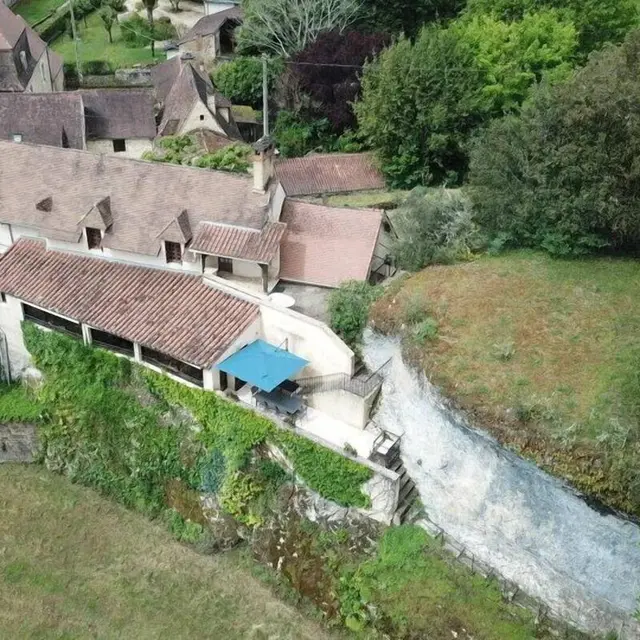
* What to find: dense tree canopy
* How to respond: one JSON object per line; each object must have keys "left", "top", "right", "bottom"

{"left": 213, "top": 57, "right": 283, "bottom": 109}
{"left": 465, "top": 0, "right": 638, "bottom": 55}
{"left": 355, "top": 13, "right": 577, "bottom": 186}
{"left": 356, "top": 0, "right": 465, "bottom": 37}
{"left": 282, "top": 30, "right": 389, "bottom": 132}
{"left": 469, "top": 30, "right": 640, "bottom": 256}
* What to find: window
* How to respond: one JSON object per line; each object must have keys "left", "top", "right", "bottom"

{"left": 22, "top": 304, "right": 83, "bottom": 338}
{"left": 165, "top": 241, "right": 182, "bottom": 264}
{"left": 141, "top": 346, "right": 204, "bottom": 387}
{"left": 90, "top": 328, "right": 134, "bottom": 357}
{"left": 218, "top": 257, "right": 233, "bottom": 273}
{"left": 199, "top": 114, "right": 205, "bottom": 121}
{"left": 0, "top": 293, "right": 6, "bottom": 303}
{"left": 86, "top": 227, "right": 102, "bottom": 250}
{"left": 11, "top": 134, "right": 22, "bottom": 143}
{"left": 112, "top": 139, "right": 126, "bottom": 153}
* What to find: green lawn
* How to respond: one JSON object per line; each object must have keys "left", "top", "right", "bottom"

{"left": 372, "top": 251, "right": 640, "bottom": 514}
{"left": 12, "top": 0, "right": 67, "bottom": 26}
{"left": 52, "top": 12, "right": 157, "bottom": 70}
{"left": 0, "top": 464, "right": 333, "bottom": 640}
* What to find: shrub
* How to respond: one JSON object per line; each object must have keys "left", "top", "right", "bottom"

{"left": 392, "top": 188, "right": 484, "bottom": 271}
{"left": 0, "top": 384, "right": 42, "bottom": 423}
{"left": 83, "top": 59, "right": 114, "bottom": 75}
{"left": 413, "top": 318, "right": 439, "bottom": 344}
{"left": 272, "top": 110, "right": 334, "bottom": 158}
{"left": 213, "top": 56, "right": 282, "bottom": 109}
{"left": 328, "top": 281, "right": 383, "bottom": 351}
{"left": 120, "top": 14, "right": 176, "bottom": 46}
{"left": 193, "top": 144, "right": 252, "bottom": 173}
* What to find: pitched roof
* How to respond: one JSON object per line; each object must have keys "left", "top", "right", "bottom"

{"left": 0, "top": 92, "right": 85, "bottom": 148}
{"left": 0, "top": 4, "right": 25, "bottom": 50}
{"left": 153, "top": 57, "right": 240, "bottom": 139}
{"left": 177, "top": 6, "right": 243, "bottom": 44}
{"left": 0, "top": 239, "right": 259, "bottom": 367}
{"left": 190, "top": 221, "right": 286, "bottom": 263}
{"left": 275, "top": 153, "right": 385, "bottom": 197}
{"left": 279, "top": 200, "right": 382, "bottom": 288}
{"left": 0, "top": 140, "right": 268, "bottom": 255}
{"left": 78, "top": 89, "right": 156, "bottom": 140}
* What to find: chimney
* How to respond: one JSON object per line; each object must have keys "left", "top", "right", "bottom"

{"left": 252, "top": 136, "right": 275, "bottom": 193}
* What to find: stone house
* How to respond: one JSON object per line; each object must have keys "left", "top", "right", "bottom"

{"left": 0, "top": 4, "right": 64, "bottom": 92}
{"left": 176, "top": 5, "right": 242, "bottom": 61}
{"left": 151, "top": 55, "right": 242, "bottom": 143}
{"left": 0, "top": 89, "right": 156, "bottom": 157}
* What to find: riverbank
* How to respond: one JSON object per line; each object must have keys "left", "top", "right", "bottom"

{"left": 370, "top": 251, "right": 640, "bottom": 519}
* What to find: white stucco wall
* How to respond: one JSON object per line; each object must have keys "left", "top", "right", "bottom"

{"left": 86, "top": 138, "right": 154, "bottom": 159}
{"left": 259, "top": 304, "right": 354, "bottom": 379}
{"left": 270, "top": 182, "right": 286, "bottom": 222}
{"left": 305, "top": 388, "right": 373, "bottom": 430}
{"left": 180, "top": 101, "right": 226, "bottom": 136}
{"left": 229, "top": 258, "right": 262, "bottom": 279}
{"left": 0, "top": 295, "right": 30, "bottom": 379}
{"left": 0, "top": 224, "right": 41, "bottom": 253}
{"left": 24, "top": 55, "right": 53, "bottom": 93}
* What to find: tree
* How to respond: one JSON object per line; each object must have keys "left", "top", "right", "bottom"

{"left": 355, "top": 13, "right": 577, "bottom": 187}
{"left": 99, "top": 6, "right": 117, "bottom": 43}
{"left": 356, "top": 0, "right": 465, "bottom": 37}
{"left": 465, "top": 0, "right": 638, "bottom": 56}
{"left": 469, "top": 30, "right": 640, "bottom": 256}
{"left": 141, "top": 0, "right": 158, "bottom": 56}
{"left": 213, "top": 56, "right": 283, "bottom": 108}
{"left": 237, "top": 0, "right": 362, "bottom": 57}
{"left": 283, "top": 30, "right": 389, "bottom": 132}
{"left": 168, "top": 0, "right": 181, "bottom": 11}
{"left": 392, "top": 188, "right": 484, "bottom": 270}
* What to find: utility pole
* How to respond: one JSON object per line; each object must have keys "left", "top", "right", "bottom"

{"left": 68, "top": 0, "right": 82, "bottom": 84}
{"left": 262, "top": 53, "right": 269, "bottom": 137}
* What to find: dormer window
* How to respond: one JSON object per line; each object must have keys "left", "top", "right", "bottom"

{"left": 86, "top": 227, "right": 102, "bottom": 250}
{"left": 11, "top": 133, "right": 22, "bottom": 143}
{"left": 165, "top": 241, "right": 182, "bottom": 263}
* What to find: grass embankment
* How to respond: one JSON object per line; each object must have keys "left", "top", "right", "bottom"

{"left": 0, "top": 464, "right": 331, "bottom": 640}
{"left": 52, "top": 13, "right": 156, "bottom": 69}
{"left": 372, "top": 251, "right": 640, "bottom": 515}
{"left": 13, "top": 0, "right": 67, "bottom": 25}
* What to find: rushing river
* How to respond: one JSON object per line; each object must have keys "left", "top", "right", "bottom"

{"left": 363, "top": 329, "right": 640, "bottom": 637}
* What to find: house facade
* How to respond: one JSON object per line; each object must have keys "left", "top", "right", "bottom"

{"left": 0, "top": 5, "right": 63, "bottom": 93}
{"left": 177, "top": 5, "right": 243, "bottom": 61}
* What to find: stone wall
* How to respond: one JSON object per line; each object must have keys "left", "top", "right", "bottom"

{"left": 0, "top": 423, "right": 38, "bottom": 462}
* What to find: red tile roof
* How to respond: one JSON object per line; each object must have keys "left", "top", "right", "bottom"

{"left": 276, "top": 153, "right": 385, "bottom": 197}
{"left": 191, "top": 221, "right": 286, "bottom": 264}
{"left": 279, "top": 200, "right": 382, "bottom": 288}
{"left": 0, "top": 240, "right": 259, "bottom": 367}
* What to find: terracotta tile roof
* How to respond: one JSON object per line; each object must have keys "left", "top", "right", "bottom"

{"left": 177, "top": 6, "right": 243, "bottom": 44}
{"left": 275, "top": 153, "right": 385, "bottom": 197}
{"left": 0, "top": 140, "right": 268, "bottom": 256}
{"left": 0, "top": 93, "right": 85, "bottom": 148}
{"left": 191, "top": 221, "right": 286, "bottom": 263}
{"left": 279, "top": 200, "right": 382, "bottom": 288}
{"left": 0, "top": 239, "right": 259, "bottom": 367}
{"left": 78, "top": 89, "right": 156, "bottom": 139}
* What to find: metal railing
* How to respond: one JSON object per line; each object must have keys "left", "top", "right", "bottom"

{"left": 298, "top": 358, "right": 391, "bottom": 398}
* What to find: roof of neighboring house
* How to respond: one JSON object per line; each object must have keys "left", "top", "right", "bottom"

{"left": 275, "top": 153, "right": 385, "bottom": 197}
{"left": 78, "top": 89, "right": 156, "bottom": 140}
{"left": 0, "top": 239, "right": 259, "bottom": 367}
{"left": 191, "top": 221, "right": 286, "bottom": 263}
{"left": 152, "top": 57, "right": 240, "bottom": 139}
{"left": 177, "top": 6, "right": 243, "bottom": 45}
{"left": 0, "top": 93, "right": 85, "bottom": 148}
{"left": 0, "top": 5, "right": 63, "bottom": 91}
{"left": 279, "top": 200, "right": 382, "bottom": 288}
{"left": 0, "top": 140, "right": 269, "bottom": 255}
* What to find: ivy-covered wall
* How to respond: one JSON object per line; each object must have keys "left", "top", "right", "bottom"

{"left": 23, "top": 323, "right": 372, "bottom": 521}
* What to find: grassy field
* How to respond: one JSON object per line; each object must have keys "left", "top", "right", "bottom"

{"left": 52, "top": 13, "right": 156, "bottom": 70}
{"left": 0, "top": 464, "right": 334, "bottom": 640}
{"left": 372, "top": 251, "right": 640, "bottom": 512}
{"left": 12, "top": 0, "right": 66, "bottom": 25}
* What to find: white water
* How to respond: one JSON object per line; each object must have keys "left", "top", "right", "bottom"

{"left": 363, "top": 330, "right": 640, "bottom": 637}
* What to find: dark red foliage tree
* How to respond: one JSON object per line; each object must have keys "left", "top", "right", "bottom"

{"left": 287, "top": 30, "right": 390, "bottom": 132}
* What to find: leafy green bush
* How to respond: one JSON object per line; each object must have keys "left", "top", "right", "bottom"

{"left": 328, "top": 281, "right": 383, "bottom": 351}
{"left": 167, "top": 508, "right": 206, "bottom": 543}
{"left": 213, "top": 57, "right": 282, "bottom": 109}
{"left": 0, "top": 384, "right": 42, "bottom": 423}
{"left": 82, "top": 59, "right": 114, "bottom": 75}
{"left": 120, "top": 14, "right": 176, "bottom": 46}
{"left": 392, "top": 188, "right": 484, "bottom": 271}
{"left": 218, "top": 470, "right": 266, "bottom": 525}
{"left": 413, "top": 318, "right": 439, "bottom": 344}
{"left": 273, "top": 110, "right": 335, "bottom": 158}
{"left": 193, "top": 144, "right": 252, "bottom": 173}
